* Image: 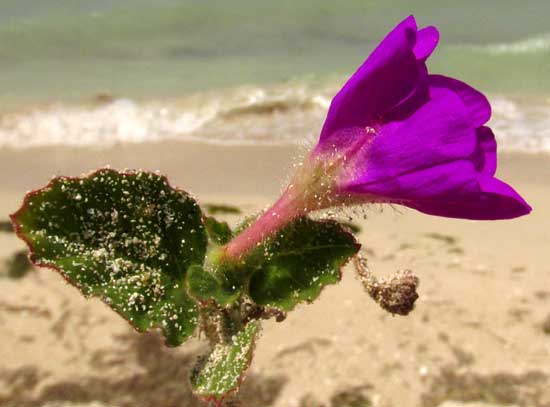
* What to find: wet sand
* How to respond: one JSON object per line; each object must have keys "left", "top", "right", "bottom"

{"left": 1, "top": 142, "right": 549, "bottom": 407}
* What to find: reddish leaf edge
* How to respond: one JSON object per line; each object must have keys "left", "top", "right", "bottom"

{"left": 9, "top": 167, "right": 204, "bottom": 347}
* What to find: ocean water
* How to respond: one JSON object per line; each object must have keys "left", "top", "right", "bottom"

{"left": 0, "top": 0, "right": 549, "bottom": 152}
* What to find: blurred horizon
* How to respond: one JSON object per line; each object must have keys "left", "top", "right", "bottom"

{"left": 1, "top": 0, "right": 550, "bottom": 106}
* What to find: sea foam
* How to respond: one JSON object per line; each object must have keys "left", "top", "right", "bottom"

{"left": 0, "top": 84, "right": 548, "bottom": 153}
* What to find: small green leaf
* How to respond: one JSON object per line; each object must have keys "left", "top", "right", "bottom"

{"left": 204, "top": 216, "right": 233, "bottom": 245}
{"left": 247, "top": 217, "right": 360, "bottom": 311}
{"left": 340, "top": 220, "right": 362, "bottom": 234}
{"left": 186, "top": 264, "right": 240, "bottom": 306}
{"left": 191, "top": 321, "right": 260, "bottom": 404}
{"left": 11, "top": 169, "right": 207, "bottom": 346}
{"left": 204, "top": 203, "right": 242, "bottom": 215}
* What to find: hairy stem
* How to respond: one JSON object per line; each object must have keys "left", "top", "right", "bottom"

{"left": 223, "top": 189, "right": 305, "bottom": 260}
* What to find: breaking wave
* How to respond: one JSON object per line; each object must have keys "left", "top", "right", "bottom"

{"left": 0, "top": 83, "right": 549, "bottom": 153}
{"left": 483, "top": 33, "right": 550, "bottom": 55}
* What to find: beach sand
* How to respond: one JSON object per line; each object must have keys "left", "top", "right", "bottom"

{"left": 0, "top": 142, "right": 549, "bottom": 407}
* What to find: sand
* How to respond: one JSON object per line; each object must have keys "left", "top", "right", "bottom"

{"left": 0, "top": 142, "right": 549, "bottom": 407}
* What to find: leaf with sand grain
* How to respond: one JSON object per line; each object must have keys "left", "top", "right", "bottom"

{"left": 186, "top": 264, "right": 241, "bottom": 306}
{"left": 10, "top": 169, "right": 207, "bottom": 346}
{"left": 204, "top": 216, "right": 233, "bottom": 245}
{"left": 191, "top": 320, "right": 260, "bottom": 405}
{"left": 247, "top": 217, "right": 360, "bottom": 311}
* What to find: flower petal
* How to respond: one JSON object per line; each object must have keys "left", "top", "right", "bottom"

{"left": 319, "top": 16, "right": 428, "bottom": 141}
{"left": 348, "top": 159, "right": 530, "bottom": 220}
{"left": 430, "top": 75, "right": 491, "bottom": 127}
{"left": 336, "top": 75, "right": 530, "bottom": 220}
{"left": 471, "top": 126, "right": 497, "bottom": 176}
{"left": 343, "top": 78, "right": 478, "bottom": 188}
{"left": 414, "top": 26, "right": 439, "bottom": 60}
{"left": 406, "top": 170, "right": 532, "bottom": 220}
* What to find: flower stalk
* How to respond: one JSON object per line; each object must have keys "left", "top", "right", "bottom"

{"left": 223, "top": 187, "right": 306, "bottom": 260}
{"left": 223, "top": 152, "right": 348, "bottom": 260}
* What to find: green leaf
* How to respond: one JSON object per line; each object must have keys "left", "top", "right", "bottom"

{"left": 11, "top": 169, "right": 207, "bottom": 346}
{"left": 189, "top": 214, "right": 250, "bottom": 307}
{"left": 203, "top": 203, "right": 242, "bottom": 215}
{"left": 247, "top": 217, "right": 360, "bottom": 311}
{"left": 191, "top": 321, "right": 260, "bottom": 404}
{"left": 340, "top": 220, "right": 362, "bottom": 234}
{"left": 186, "top": 264, "right": 240, "bottom": 306}
{"left": 204, "top": 216, "right": 233, "bottom": 245}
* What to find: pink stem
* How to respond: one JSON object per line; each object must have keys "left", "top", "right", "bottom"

{"left": 223, "top": 189, "right": 305, "bottom": 261}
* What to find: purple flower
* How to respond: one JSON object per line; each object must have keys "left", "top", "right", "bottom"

{"left": 313, "top": 15, "right": 531, "bottom": 220}
{"left": 224, "top": 15, "right": 531, "bottom": 260}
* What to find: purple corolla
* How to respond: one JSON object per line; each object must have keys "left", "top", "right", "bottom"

{"left": 224, "top": 15, "right": 531, "bottom": 260}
